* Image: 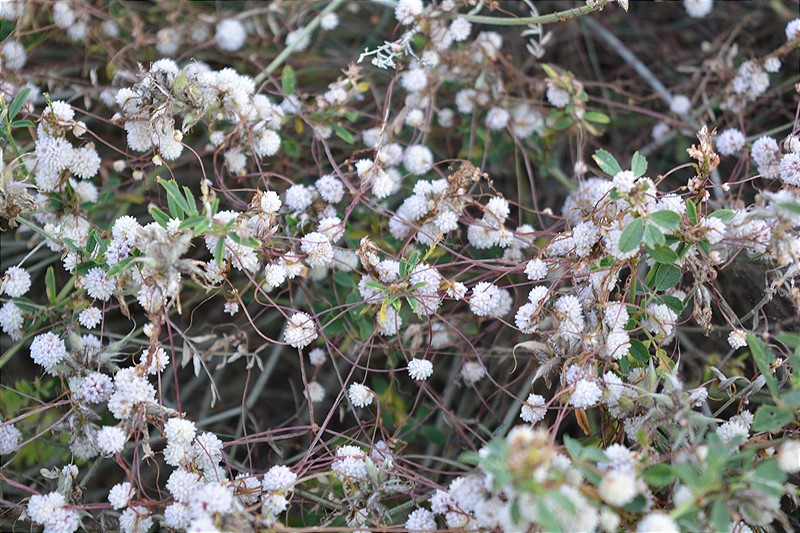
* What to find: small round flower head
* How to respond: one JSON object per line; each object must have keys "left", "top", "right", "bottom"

{"left": 78, "top": 307, "right": 102, "bottom": 329}
{"left": 1, "top": 39, "right": 26, "bottom": 70}
{"left": 407, "top": 358, "right": 434, "bottom": 381}
{"left": 786, "top": 18, "right": 800, "bottom": 41}
{"left": 263, "top": 464, "right": 297, "bottom": 492}
{"left": 215, "top": 18, "right": 247, "bottom": 52}
{"left": 285, "top": 312, "right": 318, "bottom": 349}
{"left": 285, "top": 184, "right": 314, "bottom": 211}
{"left": 525, "top": 258, "right": 548, "bottom": 281}
{"left": 683, "top": 0, "right": 713, "bottom": 18}
{"left": 167, "top": 469, "right": 201, "bottom": 503}
{"left": 264, "top": 263, "right": 287, "bottom": 289}
{"left": 254, "top": 129, "right": 281, "bottom": 157}
{"left": 285, "top": 28, "right": 311, "bottom": 52}
{"left": 403, "top": 145, "right": 434, "bottom": 175}
{"left": 308, "top": 347, "right": 326, "bottom": 366}
{"left": 306, "top": 381, "right": 325, "bottom": 403}
{"left": 751, "top": 136, "right": 781, "bottom": 179}
{"left": 119, "top": 506, "right": 153, "bottom": 533}
{"left": 320, "top": 12, "right": 339, "bottom": 30}
{"left": 669, "top": 94, "right": 692, "bottom": 116}
{"left": 1, "top": 266, "right": 31, "bottom": 298}
{"left": 301, "top": 232, "right": 334, "bottom": 268}
{"left": 612, "top": 170, "right": 636, "bottom": 194}
{"left": 69, "top": 145, "right": 101, "bottom": 179}
{"left": 485, "top": 107, "right": 509, "bottom": 130}
{"left": 728, "top": 329, "right": 748, "bottom": 349}
{"left": 779, "top": 152, "right": 800, "bottom": 186}
{"left": 555, "top": 294, "right": 585, "bottom": 340}
{"left": 315, "top": 174, "right": 345, "bottom": 204}
{"left": 778, "top": 440, "right": 800, "bottom": 473}
{"left": 764, "top": 56, "right": 781, "bottom": 73}
{"left": 30, "top": 332, "right": 68, "bottom": 372}
{"left": 260, "top": 190, "right": 282, "bottom": 214}
{"left": 331, "top": 445, "right": 368, "bottom": 480}
{"left": 461, "top": 361, "right": 486, "bottom": 385}
{"left": 83, "top": 267, "right": 115, "bottom": 301}
{"left": 716, "top": 419, "right": 749, "bottom": 443}
{"left": 108, "top": 482, "right": 134, "bottom": 510}
{"left": 652, "top": 122, "right": 671, "bottom": 142}
{"left": 348, "top": 383, "right": 373, "bottom": 408}
{"left": 0, "top": 422, "right": 22, "bottom": 454}
{"left": 637, "top": 512, "right": 679, "bottom": 533}
{"left": 77, "top": 372, "right": 113, "bottom": 403}
{"left": 164, "top": 417, "right": 197, "bottom": 447}
{"left": 28, "top": 492, "right": 80, "bottom": 533}
{"left": 96, "top": 426, "right": 127, "bottom": 455}
{"left": 395, "top": 0, "right": 424, "bottom": 24}
{"left": 0, "top": 302, "right": 24, "bottom": 339}
{"left": 569, "top": 379, "right": 602, "bottom": 409}
{"left": 715, "top": 128, "right": 746, "bottom": 156}
{"left": 546, "top": 84, "right": 570, "bottom": 108}
{"left": 600, "top": 471, "right": 638, "bottom": 506}
{"left": 520, "top": 393, "right": 546, "bottom": 424}
{"left": 405, "top": 508, "right": 436, "bottom": 533}
{"left": 643, "top": 303, "right": 678, "bottom": 340}
{"left": 449, "top": 17, "right": 472, "bottom": 41}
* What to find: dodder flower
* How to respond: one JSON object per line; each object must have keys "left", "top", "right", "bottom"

{"left": 284, "top": 312, "right": 317, "bottom": 349}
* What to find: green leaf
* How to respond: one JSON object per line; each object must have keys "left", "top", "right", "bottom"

{"left": 658, "top": 295, "right": 684, "bottom": 314}
{"left": 642, "top": 464, "right": 676, "bottom": 488}
{"left": 182, "top": 186, "right": 198, "bottom": 216}
{"left": 685, "top": 199, "right": 698, "bottom": 225}
{"left": 357, "top": 317, "right": 374, "bottom": 339}
{"left": 709, "top": 209, "right": 734, "bottom": 221}
{"left": 551, "top": 114, "right": 572, "bottom": 131}
{"left": 629, "top": 339, "right": 650, "bottom": 363}
{"left": 11, "top": 119, "right": 35, "bottom": 129}
{"left": 106, "top": 256, "right": 137, "bottom": 277}
{"left": 8, "top": 87, "right": 31, "bottom": 121}
{"left": 333, "top": 123, "right": 354, "bottom": 144}
{"left": 584, "top": 111, "right": 610, "bottom": 124}
{"left": 619, "top": 217, "right": 644, "bottom": 253}
{"left": 541, "top": 63, "right": 559, "bottom": 79}
{"left": 650, "top": 210, "right": 681, "bottom": 230}
{"left": 563, "top": 435, "right": 582, "bottom": 460}
{"left": 751, "top": 405, "right": 795, "bottom": 433}
{"left": 592, "top": 149, "right": 622, "bottom": 176}
{"left": 365, "top": 280, "right": 387, "bottom": 292}
{"left": 653, "top": 264, "right": 681, "bottom": 291}
{"left": 214, "top": 237, "right": 226, "bottom": 267}
{"left": 752, "top": 459, "right": 787, "bottom": 497}
{"left": 282, "top": 65, "right": 296, "bottom": 96}
{"left": 332, "top": 271, "right": 354, "bottom": 289}
{"left": 778, "top": 201, "right": 800, "bottom": 215}
{"left": 177, "top": 215, "right": 209, "bottom": 234}
{"left": 649, "top": 245, "right": 678, "bottom": 264}
{"left": 45, "top": 266, "right": 57, "bottom": 306}
{"left": 631, "top": 151, "right": 647, "bottom": 178}
{"left": 711, "top": 499, "right": 729, "bottom": 533}
{"left": 748, "top": 334, "right": 779, "bottom": 399}
{"left": 644, "top": 224, "right": 666, "bottom": 248}
{"left": 149, "top": 206, "right": 171, "bottom": 228}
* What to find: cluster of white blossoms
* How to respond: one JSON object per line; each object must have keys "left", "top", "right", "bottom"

{"left": 33, "top": 100, "right": 100, "bottom": 195}
{"left": 113, "top": 58, "right": 284, "bottom": 171}
{"left": 0, "top": 266, "right": 32, "bottom": 340}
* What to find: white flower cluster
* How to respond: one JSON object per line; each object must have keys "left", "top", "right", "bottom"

{"left": 114, "top": 59, "right": 284, "bottom": 171}
{"left": 33, "top": 100, "right": 100, "bottom": 195}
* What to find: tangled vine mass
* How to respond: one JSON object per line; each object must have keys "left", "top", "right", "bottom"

{"left": 1, "top": 0, "right": 799, "bottom": 532}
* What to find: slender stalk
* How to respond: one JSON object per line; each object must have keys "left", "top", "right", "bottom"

{"left": 459, "top": 1, "right": 610, "bottom": 26}
{"left": 254, "top": 0, "right": 346, "bottom": 85}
